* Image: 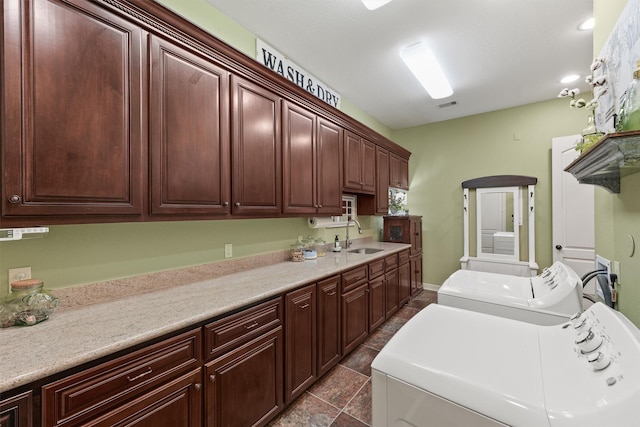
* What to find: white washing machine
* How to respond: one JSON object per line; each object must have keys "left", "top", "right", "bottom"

{"left": 437, "top": 261, "right": 583, "bottom": 325}
{"left": 371, "top": 302, "right": 640, "bottom": 427}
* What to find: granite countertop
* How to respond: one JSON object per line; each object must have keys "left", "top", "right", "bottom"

{"left": 0, "top": 241, "right": 410, "bottom": 393}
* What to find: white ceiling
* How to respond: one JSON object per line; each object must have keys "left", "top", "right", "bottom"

{"left": 204, "top": 0, "right": 594, "bottom": 130}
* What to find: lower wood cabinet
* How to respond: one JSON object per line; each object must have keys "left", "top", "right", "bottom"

{"left": 341, "top": 284, "right": 369, "bottom": 355}
{"left": 317, "top": 276, "right": 341, "bottom": 377}
{"left": 410, "top": 254, "right": 424, "bottom": 296}
{"left": 284, "top": 284, "right": 317, "bottom": 403}
{"left": 399, "top": 258, "right": 411, "bottom": 306}
{"left": 384, "top": 268, "right": 399, "bottom": 319}
{"left": 368, "top": 275, "right": 386, "bottom": 331}
{"left": 42, "top": 329, "right": 202, "bottom": 427}
{"left": 205, "top": 328, "right": 283, "bottom": 427}
{"left": 0, "top": 391, "right": 32, "bottom": 427}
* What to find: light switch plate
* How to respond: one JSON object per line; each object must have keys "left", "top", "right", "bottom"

{"left": 8, "top": 266, "right": 31, "bottom": 289}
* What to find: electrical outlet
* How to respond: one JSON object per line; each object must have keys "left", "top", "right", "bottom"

{"left": 612, "top": 261, "right": 621, "bottom": 285}
{"left": 8, "top": 266, "right": 31, "bottom": 287}
{"left": 224, "top": 243, "right": 232, "bottom": 258}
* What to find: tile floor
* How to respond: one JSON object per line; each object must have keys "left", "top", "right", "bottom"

{"left": 268, "top": 290, "right": 438, "bottom": 427}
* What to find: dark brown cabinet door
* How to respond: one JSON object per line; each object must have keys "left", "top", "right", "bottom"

{"left": 285, "top": 283, "right": 317, "bottom": 403}
{"left": 282, "top": 102, "right": 316, "bottom": 215}
{"left": 343, "top": 131, "right": 375, "bottom": 194}
{"left": 410, "top": 254, "right": 424, "bottom": 296}
{"left": 398, "top": 260, "right": 411, "bottom": 306}
{"left": 368, "top": 275, "right": 386, "bottom": 331}
{"left": 390, "top": 153, "right": 409, "bottom": 190}
{"left": 317, "top": 276, "right": 341, "bottom": 377}
{"left": 410, "top": 216, "right": 423, "bottom": 255}
{"left": 385, "top": 268, "right": 400, "bottom": 318}
{"left": 205, "top": 327, "right": 283, "bottom": 427}
{"left": 86, "top": 370, "right": 202, "bottom": 427}
{"left": 149, "top": 35, "right": 230, "bottom": 215}
{"left": 231, "top": 76, "right": 281, "bottom": 216}
{"left": 341, "top": 284, "right": 369, "bottom": 355}
{"left": 316, "top": 118, "right": 343, "bottom": 215}
{"left": 2, "top": 0, "right": 143, "bottom": 222}
{"left": 376, "top": 147, "right": 390, "bottom": 214}
{"left": 0, "top": 391, "right": 31, "bottom": 427}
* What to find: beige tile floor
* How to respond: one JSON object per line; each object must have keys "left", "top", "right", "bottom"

{"left": 268, "top": 290, "right": 438, "bottom": 427}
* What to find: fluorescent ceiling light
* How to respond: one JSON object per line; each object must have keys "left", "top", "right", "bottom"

{"left": 400, "top": 41, "right": 453, "bottom": 99}
{"left": 361, "top": 0, "right": 392, "bottom": 10}
{"left": 561, "top": 74, "right": 581, "bottom": 84}
{"left": 578, "top": 17, "right": 594, "bottom": 31}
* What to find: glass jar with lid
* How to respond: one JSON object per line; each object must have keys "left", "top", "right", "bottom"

{"left": 0, "top": 279, "right": 59, "bottom": 327}
{"left": 290, "top": 240, "right": 305, "bottom": 262}
{"left": 315, "top": 237, "right": 327, "bottom": 257}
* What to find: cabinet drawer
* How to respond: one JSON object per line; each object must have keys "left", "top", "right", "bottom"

{"left": 368, "top": 259, "right": 385, "bottom": 279}
{"left": 205, "top": 298, "right": 282, "bottom": 360}
{"left": 42, "top": 329, "right": 201, "bottom": 427}
{"left": 384, "top": 254, "right": 398, "bottom": 272}
{"left": 341, "top": 265, "right": 368, "bottom": 293}
{"left": 398, "top": 249, "right": 410, "bottom": 266}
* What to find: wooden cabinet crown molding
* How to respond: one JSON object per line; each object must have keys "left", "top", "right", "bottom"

{"left": 99, "top": 0, "right": 410, "bottom": 159}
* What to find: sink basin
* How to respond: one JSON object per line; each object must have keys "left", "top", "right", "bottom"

{"left": 348, "top": 248, "right": 384, "bottom": 255}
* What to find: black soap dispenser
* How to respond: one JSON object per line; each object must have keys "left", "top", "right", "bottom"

{"left": 333, "top": 234, "right": 341, "bottom": 252}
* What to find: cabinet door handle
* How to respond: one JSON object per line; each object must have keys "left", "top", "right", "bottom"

{"left": 223, "top": 201, "right": 229, "bottom": 206}
{"left": 235, "top": 202, "right": 240, "bottom": 207}
{"left": 194, "top": 383, "right": 202, "bottom": 391}
{"left": 244, "top": 321, "right": 259, "bottom": 330}
{"left": 318, "top": 204, "right": 322, "bottom": 208}
{"left": 8, "top": 194, "right": 21, "bottom": 204}
{"left": 299, "top": 303, "right": 310, "bottom": 309}
{"left": 127, "top": 367, "right": 153, "bottom": 382}
{"left": 328, "top": 291, "right": 337, "bottom": 296}
{"left": 209, "top": 374, "right": 215, "bottom": 382}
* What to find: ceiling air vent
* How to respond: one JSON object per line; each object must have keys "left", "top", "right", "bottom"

{"left": 438, "top": 100, "right": 458, "bottom": 108}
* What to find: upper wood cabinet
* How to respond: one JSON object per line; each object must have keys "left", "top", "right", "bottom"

{"left": 343, "top": 131, "right": 376, "bottom": 194}
{"left": 282, "top": 102, "right": 343, "bottom": 216}
{"left": 149, "top": 35, "right": 230, "bottom": 216}
{"left": 389, "top": 153, "right": 409, "bottom": 190}
{"left": 376, "top": 147, "right": 391, "bottom": 215}
{"left": 1, "top": 0, "right": 144, "bottom": 223}
{"left": 230, "top": 76, "right": 282, "bottom": 216}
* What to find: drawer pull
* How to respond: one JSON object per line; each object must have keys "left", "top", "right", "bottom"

{"left": 244, "top": 321, "right": 259, "bottom": 330}
{"left": 299, "top": 303, "right": 310, "bottom": 309}
{"left": 127, "top": 367, "right": 152, "bottom": 382}
{"left": 328, "top": 291, "right": 337, "bottom": 296}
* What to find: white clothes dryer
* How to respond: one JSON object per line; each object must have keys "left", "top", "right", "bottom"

{"left": 437, "top": 261, "right": 583, "bottom": 325}
{"left": 371, "top": 302, "right": 640, "bottom": 427}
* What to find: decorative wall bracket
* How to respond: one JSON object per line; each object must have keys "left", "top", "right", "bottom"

{"left": 564, "top": 130, "right": 640, "bottom": 193}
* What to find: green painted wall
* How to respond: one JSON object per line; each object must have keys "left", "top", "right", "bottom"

{"left": 592, "top": 0, "right": 640, "bottom": 325}
{"left": 392, "top": 97, "right": 591, "bottom": 286}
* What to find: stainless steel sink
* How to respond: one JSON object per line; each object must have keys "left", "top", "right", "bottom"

{"left": 348, "top": 248, "right": 384, "bottom": 254}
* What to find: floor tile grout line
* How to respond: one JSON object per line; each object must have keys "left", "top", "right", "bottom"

{"left": 338, "top": 376, "right": 373, "bottom": 426}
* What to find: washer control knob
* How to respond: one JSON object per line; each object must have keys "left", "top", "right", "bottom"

{"left": 587, "top": 351, "right": 611, "bottom": 371}
{"left": 576, "top": 329, "right": 603, "bottom": 353}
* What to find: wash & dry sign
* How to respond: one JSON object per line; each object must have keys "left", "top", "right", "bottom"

{"left": 256, "top": 39, "right": 342, "bottom": 109}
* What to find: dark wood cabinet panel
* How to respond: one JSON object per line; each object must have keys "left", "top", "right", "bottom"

{"left": 389, "top": 153, "right": 409, "bottom": 190}
{"left": 410, "top": 254, "right": 424, "bottom": 296}
{"left": 84, "top": 370, "right": 202, "bottom": 427}
{"left": 205, "top": 327, "right": 283, "bottom": 427}
{"left": 43, "top": 329, "right": 202, "bottom": 427}
{"left": 2, "top": 0, "right": 144, "bottom": 221}
{"left": 317, "top": 276, "right": 341, "bottom": 377}
{"left": 0, "top": 391, "right": 32, "bottom": 427}
{"left": 149, "top": 35, "right": 230, "bottom": 215}
{"left": 376, "top": 147, "right": 390, "bottom": 215}
{"left": 284, "top": 283, "right": 317, "bottom": 403}
{"left": 385, "top": 268, "right": 399, "bottom": 318}
{"left": 398, "top": 254, "right": 411, "bottom": 306}
{"left": 383, "top": 216, "right": 423, "bottom": 255}
{"left": 368, "top": 275, "right": 386, "bottom": 331}
{"left": 316, "top": 118, "right": 344, "bottom": 215}
{"left": 231, "top": 75, "right": 282, "bottom": 216}
{"left": 343, "top": 131, "right": 375, "bottom": 194}
{"left": 341, "top": 284, "right": 368, "bottom": 355}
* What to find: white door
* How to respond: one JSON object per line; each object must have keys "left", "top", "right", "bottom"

{"left": 551, "top": 135, "right": 595, "bottom": 279}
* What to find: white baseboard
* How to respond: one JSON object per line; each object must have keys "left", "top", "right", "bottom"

{"left": 422, "top": 283, "right": 439, "bottom": 292}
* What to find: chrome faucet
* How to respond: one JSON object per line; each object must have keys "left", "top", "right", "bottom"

{"left": 345, "top": 219, "right": 363, "bottom": 248}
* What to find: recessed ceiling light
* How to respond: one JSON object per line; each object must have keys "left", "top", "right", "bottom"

{"left": 578, "top": 17, "right": 594, "bottom": 31}
{"left": 361, "top": 0, "right": 392, "bottom": 10}
{"left": 400, "top": 41, "right": 453, "bottom": 100}
{"left": 561, "top": 74, "right": 581, "bottom": 84}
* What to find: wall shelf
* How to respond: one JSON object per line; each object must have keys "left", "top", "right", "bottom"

{"left": 564, "top": 130, "right": 640, "bottom": 193}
